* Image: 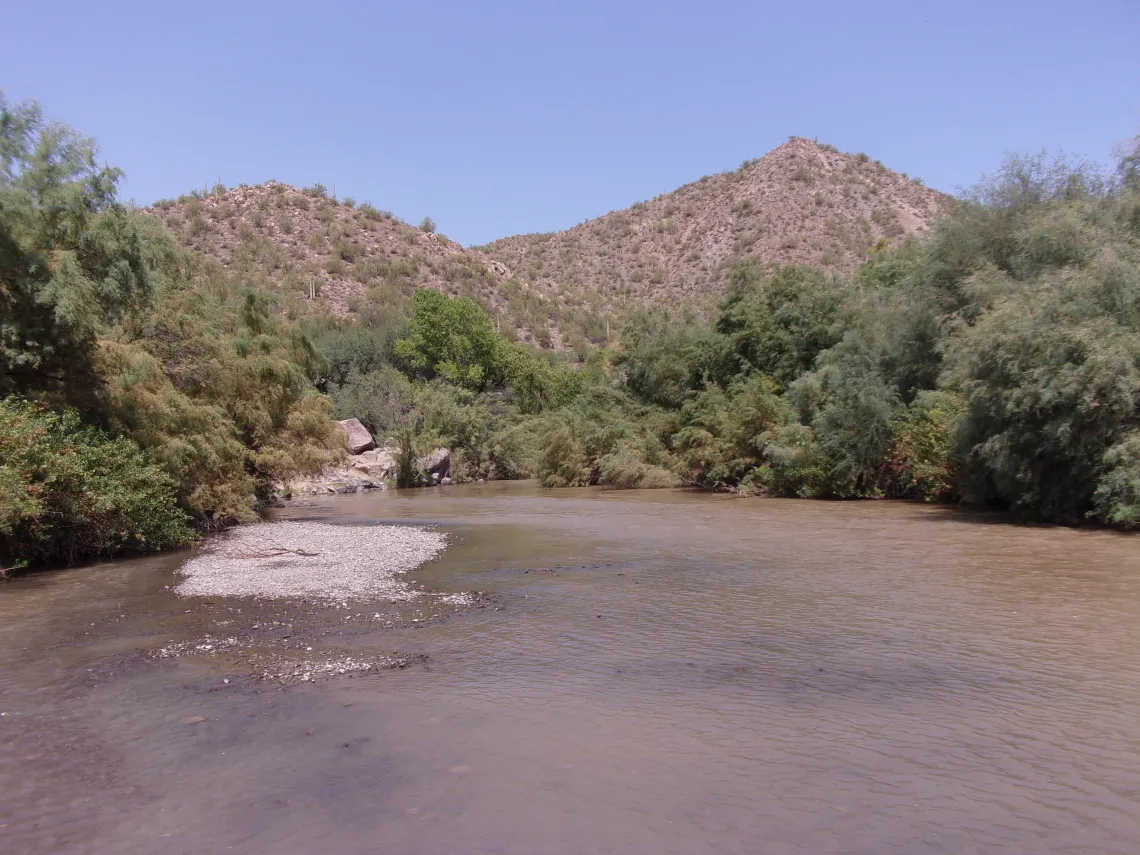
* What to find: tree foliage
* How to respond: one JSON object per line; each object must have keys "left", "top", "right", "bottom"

{"left": 0, "top": 95, "right": 151, "bottom": 410}
{"left": 395, "top": 289, "right": 505, "bottom": 390}
{"left": 1, "top": 99, "right": 340, "bottom": 564}
{"left": 0, "top": 399, "right": 194, "bottom": 569}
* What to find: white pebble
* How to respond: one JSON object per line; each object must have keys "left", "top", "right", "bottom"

{"left": 174, "top": 522, "right": 447, "bottom": 601}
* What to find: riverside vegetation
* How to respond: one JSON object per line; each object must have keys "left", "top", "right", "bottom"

{"left": 3, "top": 95, "right": 1139, "bottom": 568}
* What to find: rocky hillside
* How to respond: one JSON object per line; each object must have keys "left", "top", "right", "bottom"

{"left": 482, "top": 138, "right": 946, "bottom": 309}
{"left": 150, "top": 139, "right": 946, "bottom": 350}
{"left": 148, "top": 183, "right": 583, "bottom": 348}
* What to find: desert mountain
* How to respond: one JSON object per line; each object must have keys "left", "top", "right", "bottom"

{"left": 482, "top": 138, "right": 946, "bottom": 309}
{"left": 149, "top": 183, "right": 508, "bottom": 313}
{"left": 150, "top": 138, "right": 946, "bottom": 351}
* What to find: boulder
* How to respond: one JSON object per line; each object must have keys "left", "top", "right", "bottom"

{"left": 285, "top": 468, "right": 386, "bottom": 496}
{"left": 418, "top": 447, "right": 450, "bottom": 480}
{"left": 337, "top": 418, "right": 375, "bottom": 454}
{"left": 352, "top": 446, "right": 398, "bottom": 480}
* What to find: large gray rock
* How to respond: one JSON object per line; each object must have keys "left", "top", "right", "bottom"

{"left": 352, "top": 446, "right": 398, "bottom": 480}
{"left": 337, "top": 418, "right": 375, "bottom": 454}
{"left": 418, "top": 447, "right": 450, "bottom": 480}
{"left": 284, "top": 469, "right": 386, "bottom": 496}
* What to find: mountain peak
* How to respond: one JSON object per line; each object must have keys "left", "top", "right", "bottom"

{"left": 483, "top": 139, "right": 945, "bottom": 310}
{"left": 148, "top": 140, "right": 947, "bottom": 353}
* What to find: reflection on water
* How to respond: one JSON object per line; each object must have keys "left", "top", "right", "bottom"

{"left": 2, "top": 484, "right": 1139, "bottom": 854}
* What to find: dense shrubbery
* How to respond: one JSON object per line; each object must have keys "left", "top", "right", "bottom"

{"left": 319, "top": 143, "right": 1140, "bottom": 528}
{"left": 1, "top": 97, "right": 339, "bottom": 565}
{"left": 0, "top": 400, "right": 194, "bottom": 570}
{"left": 5, "top": 91, "right": 1137, "bottom": 572}
{"left": 320, "top": 286, "right": 586, "bottom": 482}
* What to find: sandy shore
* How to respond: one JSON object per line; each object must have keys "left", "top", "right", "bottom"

{"left": 175, "top": 521, "right": 448, "bottom": 601}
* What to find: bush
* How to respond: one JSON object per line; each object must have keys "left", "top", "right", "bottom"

{"left": 330, "top": 367, "right": 414, "bottom": 437}
{"left": 596, "top": 442, "right": 678, "bottom": 489}
{"left": 755, "top": 424, "right": 830, "bottom": 498}
{"left": 419, "top": 216, "right": 436, "bottom": 233}
{"left": 887, "top": 391, "right": 965, "bottom": 501}
{"left": 0, "top": 399, "right": 195, "bottom": 569}
{"left": 1091, "top": 432, "right": 1140, "bottom": 528}
{"left": 394, "top": 423, "right": 420, "bottom": 488}
{"left": 537, "top": 423, "right": 592, "bottom": 487}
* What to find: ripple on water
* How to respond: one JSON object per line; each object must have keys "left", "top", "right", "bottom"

{"left": 1, "top": 486, "right": 1138, "bottom": 854}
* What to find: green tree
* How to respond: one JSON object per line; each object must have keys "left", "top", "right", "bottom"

{"left": 886, "top": 390, "right": 966, "bottom": 501}
{"left": 396, "top": 289, "right": 505, "bottom": 390}
{"left": 1, "top": 96, "right": 151, "bottom": 409}
{"left": 1091, "top": 432, "right": 1140, "bottom": 528}
{"left": 619, "top": 309, "right": 711, "bottom": 408}
{"left": 673, "top": 375, "right": 786, "bottom": 487}
{"left": 712, "top": 264, "right": 844, "bottom": 388}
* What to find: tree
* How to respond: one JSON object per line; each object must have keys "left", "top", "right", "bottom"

{"left": 619, "top": 308, "right": 710, "bottom": 408}
{"left": 1, "top": 96, "right": 152, "bottom": 410}
{"left": 797, "top": 332, "right": 903, "bottom": 496}
{"left": 395, "top": 289, "right": 504, "bottom": 390}
{"left": 712, "top": 264, "right": 844, "bottom": 388}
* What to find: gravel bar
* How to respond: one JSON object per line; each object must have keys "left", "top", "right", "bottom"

{"left": 175, "top": 521, "right": 448, "bottom": 601}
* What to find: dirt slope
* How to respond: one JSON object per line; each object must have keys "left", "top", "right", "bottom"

{"left": 482, "top": 138, "right": 946, "bottom": 310}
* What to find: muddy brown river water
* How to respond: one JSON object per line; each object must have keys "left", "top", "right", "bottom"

{"left": 2, "top": 484, "right": 1140, "bottom": 854}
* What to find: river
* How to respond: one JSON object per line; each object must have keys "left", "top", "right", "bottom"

{"left": 2, "top": 484, "right": 1139, "bottom": 854}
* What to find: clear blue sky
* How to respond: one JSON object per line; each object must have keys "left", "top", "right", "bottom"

{"left": 4, "top": 1, "right": 1138, "bottom": 246}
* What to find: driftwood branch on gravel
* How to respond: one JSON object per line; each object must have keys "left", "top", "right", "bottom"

{"left": 213, "top": 536, "right": 322, "bottom": 559}
{"left": 237, "top": 546, "right": 321, "bottom": 559}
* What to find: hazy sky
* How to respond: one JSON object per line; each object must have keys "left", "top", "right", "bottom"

{"left": 4, "top": 0, "right": 1137, "bottom": 245}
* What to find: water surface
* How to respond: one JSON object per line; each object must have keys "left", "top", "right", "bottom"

{"left": 2, "top": 484, "right": 1139, "bottom": 854}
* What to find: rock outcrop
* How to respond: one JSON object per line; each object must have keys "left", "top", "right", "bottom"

{"left": 419, "top": 448, "right": 451, "bottom": 482}
{"left": 283, "top": 427, "right": 453, "bottom": 494}
{"left": 352, "top": 446, "right": 398, "bottom": 479}
{"left": 338, "top": 418, "right": 375, "bottom": 454}
{"left": 284, "top": 466, "right": 386, "bottom": 496}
